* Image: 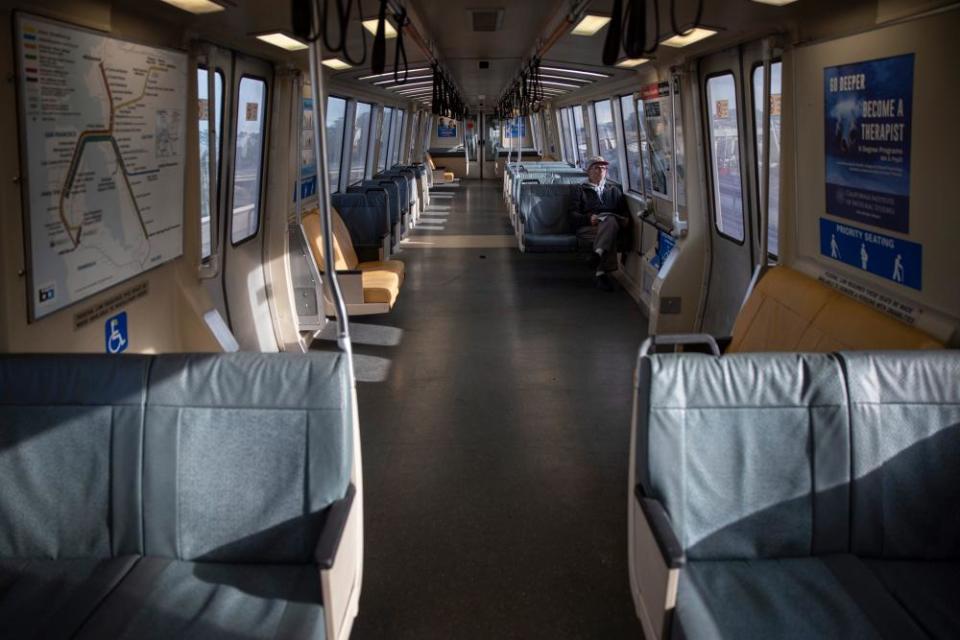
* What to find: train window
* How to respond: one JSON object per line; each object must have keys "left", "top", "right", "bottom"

{"left": 408, "top": 111, "right": 420, "bottom": 161}
{"left": 592, "top": 99, "right": 620, "bottom": 183}
{"left": 706, "top": 73, "right": 745, "bottom": 242}
{"left": 349, "top": 101, "right": 372, "bottom": 185}
{"left": 326, "top": 96, "right": 347, "bottom": 192}
{"left": 390, "top": 109, "right": 405, "bottom": 166}
{"left": 559, "top": 109, "right": 572, "bottom": 162}
{"left": 378, "top": 106, "right": 394, "bottom": 172}
{"left": 231, "top": 76, "right": 266, "bottom": 245}
{"left": 753, "top": 62, "right": 782, "bottom": 257}
{"left": 572, "top": 106, "right": 588, "bottom": 166}
{"left": 421, "top": 114, "right": 432, "bottom": 158}
{"left": 618, "top": 95, "right": 643, "bottom": 194}
{"left": 197, "top": 67, "right": 223, "bottom": 261}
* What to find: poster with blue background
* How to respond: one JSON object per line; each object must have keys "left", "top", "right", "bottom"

{"left": 438, "top": 124, "right": 457, "bottom": 138}
{"left": 824, "top": 54, "right": 913, "bottom": 233}
{"left": 504, "top": 120, "right": 526, "bottom": 138}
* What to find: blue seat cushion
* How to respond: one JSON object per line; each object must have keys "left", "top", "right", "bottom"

{"left": 0, "top": 556, "right": 137, "bottom": 638}
{"left": 866, "top": 560, "right": 960, "bottom": 639}
{"left": 524, "top": 234, "right": 578, "bottom": 252}
{"left": 674, "top": 556, "right": 925, "bottom": 640}
{"left": 75, "top": 558, "right": 325, "bottom": 639}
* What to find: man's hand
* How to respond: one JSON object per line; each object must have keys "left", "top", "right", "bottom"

{"left": 590, "top": 214, "right": 599, "bottom": 226}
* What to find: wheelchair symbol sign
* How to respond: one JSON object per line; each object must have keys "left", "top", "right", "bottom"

{"left": 105, "top": 312, "right": 128, "bottom": 354}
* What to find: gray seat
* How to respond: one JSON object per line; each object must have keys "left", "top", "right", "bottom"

{"left": 629, "top": 350, "right": 960, "bottom": 640}
{"left": 0, "top": 352, "right": 355, "bottom": 640}
{"left": 520, "top": 184, "right": 578, "bottom": 253}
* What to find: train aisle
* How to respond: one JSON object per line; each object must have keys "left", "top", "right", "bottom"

{"left": 331, "top": 181, "right": 648, "bottom": 638}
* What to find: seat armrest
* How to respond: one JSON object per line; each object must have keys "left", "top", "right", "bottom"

{"left": 639, "top": 334, "right": 721, "bottom": 357}
{"left": 329, "top": 270, "right": 363, "bottom": 305}
{"left": 629, "top": 484, "right": 685, "bottom": 640}
{"left": 635, "top": 485, "right": 685, "bottom": 569}
{"left": 677, "top": 335, "right": 732, "bottom": 355}
{"left": 315, "top": 484, "right": 356, "bottom": 569}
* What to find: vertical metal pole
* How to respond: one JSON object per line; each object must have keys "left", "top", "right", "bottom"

{"left": 204, "top": 48, "right": 219, "bottom": 277}
{"left": 307, "top": 1, "right": 353, "bottom": 356}
{"left": 758, "top": 39, "right": 773, "bottom": 267}
{"left": 670, "top": 69, "right": 682, "bottom": 231}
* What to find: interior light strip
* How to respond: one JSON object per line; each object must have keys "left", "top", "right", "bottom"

{"left": 539, "top": 66, "right": 610, "bottom": 78}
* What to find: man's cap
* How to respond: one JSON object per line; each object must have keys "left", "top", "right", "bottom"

{"left": 586, "top": 155, "right": 610, "bottom": 169}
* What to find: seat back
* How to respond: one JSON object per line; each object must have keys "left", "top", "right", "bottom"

{"left": 843, "top": 351, "right": 960, "bottom": 559}
{"left": 302, "top": 209, "right": 358, "bottom": 271}
{"left": 0, "top": 354, "right": 149, "bottom": 559}
{"left": 635, "top": 352, "right": 850, "bottom": 560}
{"left": 521, "top": 185, "right": 574, "bottom": 235}
{"left": 333, "top": 192, "right": 388, "bottom": 246}
{"left": 143, "top": 352, "right": 353, "bottom": 563}
{"left": 729, "top": 266, "right": 943, "bottom": 352}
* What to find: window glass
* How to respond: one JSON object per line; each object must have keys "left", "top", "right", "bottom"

{"left": 349, "top": 101, "right": 372, "bottom": 185}
{"left": 640, "top": 97, "right": 673, "bottom": 198}
{"left": 593, "top": 99, "right": 620, "bottom": 183}
{"left": 390, "top": 109, "right": 405, "bottom": 166}
{"left": 559, "top": 109, "right": 572, "bottom": 162}
{"left": 409, "top": 111, "right": 420, "bottom": 160}
{"left": 572, "top": 106, "right": 588, "bottom": 166}
{"left": 231, "top": 76, "right": 266, "bottom": 244}
{"left": 422, "top": 114, "right": 432, "bottom": 156}
{"left": 197, "top": 67, "right": 222, "bottom": 260}
{"left": 378, "top": 106, "right": 394, "bottom": 173}
{"left": 706, "top": 73, "right": 745, "bottom": 242}
{"left": 325, "top": 96, "right": 347, "bottom": 192}
{"left": 618, "top": 95, "right": 643, "bottom": 194}
{"left": 753, "top": 62, "right": 782, "bottom": 256}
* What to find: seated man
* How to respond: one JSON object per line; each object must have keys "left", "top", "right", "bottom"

{"left": 569, "top": 155, "right": 629, "bottom": 290}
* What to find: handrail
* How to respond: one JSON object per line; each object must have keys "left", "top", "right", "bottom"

{"left": 758, "top": 38, "right": 773, "bottom": 270}
{"left": 308, "top": 0, "right": 353, "bottom": 360}
{"left": 199, "top": 45, "right": 221, "bottom": 280}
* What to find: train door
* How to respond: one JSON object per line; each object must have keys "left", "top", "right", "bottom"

{"left": 482, "top": 114, "right": 501, "bottom": 178}
{"left": 464, "top": 114, "right": 480, "bottom": 178}
{"left": 699, "top": 47, "right": 756, "bottom": 335}
{"left": 199, "top": 44, "right": 277, "bottom": 351}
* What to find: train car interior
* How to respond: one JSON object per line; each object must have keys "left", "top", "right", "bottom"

{"left": 0, "top": 0, "right": 957, "bottom": 638}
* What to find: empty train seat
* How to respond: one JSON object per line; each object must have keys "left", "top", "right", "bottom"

{"left": 628, "top": 349, "right": 960, "bottom": 640}
{"left": 425, "top": 152, "right": 455, "bottom": 183}
{"left": 303, "top": 208, "right": 405, "bottom": 315}
{"left": 727, "top": 266, "right": 944, "bottom": 352}
{"left": 331, "top": 192, "right": 391, "bottom": 259}
{"left": 0, "top": 352, "right": 360, "bottom": 640}
{"left": 518, "top": 184, "right": 579, "bottom": 253}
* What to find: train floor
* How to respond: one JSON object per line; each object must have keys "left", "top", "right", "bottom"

{"left": 317, "top": 180, "right": 648, "bottom": 638}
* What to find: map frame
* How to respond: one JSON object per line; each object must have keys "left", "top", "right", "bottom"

{"left": 13, "top": 12, "right": 188, "bottom": 322}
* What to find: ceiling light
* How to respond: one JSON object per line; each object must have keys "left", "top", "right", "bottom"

{"left": 357, "top": 67, "right": 429, "bottom": 80}
{"left": 616, "top": 58, "right": 649, "bottom": 68}
{"left": 751, "top": 0, "right": 798, "bottom": 4}
{"left": 538, "top": 73, "right": 591, "bottom": 83}
{"left": 374, "top": 75, "right": 433, "bottom": 85}
{"left": 362, "top": 18, "right": 398, "bottom": 38}
{"left": 322, "top": 58, "right": 352, "bottom": 70}
{"left": 541, "top": 80, "right": 579, "bottom": 88}
{"left": 571, "top": 14, "right": 611, "bottom": 36}
{"left": 255, "top": 33, "right": 308, "bottom": 51}
{"left": 159, "top": 0, "right": 224, "bottom": 13}
{"left": 661, "top": 27, "right": 717, "bottom": 48}
{"left": 540, "top": 66, "right": 610, "bottom": 78}
{"left": 397, "top": 90, "right": 433, "bottom": 97}
{"left": 387, "top": 80, "right": 433, "bottom": 89}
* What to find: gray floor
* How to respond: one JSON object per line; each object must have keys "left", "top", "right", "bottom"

{"left": 325, "top": 181, "right": 647, "bottom": 638}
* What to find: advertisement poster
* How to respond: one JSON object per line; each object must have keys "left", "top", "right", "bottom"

{"left": 504, "top": 120, "right": 526, "bottom": 138}
{"left": 437, "top": 124, "right": 457, "bottom": 138}
{"left": 298, "top": 97, "right": 318, "bottom": 201}
{"left": 824, "top": 54, "right": 914, "bottom": 233}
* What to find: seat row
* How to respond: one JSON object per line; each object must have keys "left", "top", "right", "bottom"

{"left": 301, "top": 163, "right": 434, "bottom": 316}
{"left": 628, "top": 347, "right": 959, "bottom": 639}
{"left": 0, "top": 352, "right": 362, "bottom": 640}
{"left": 502, "top": 162, "right": 589, "bottom": 253}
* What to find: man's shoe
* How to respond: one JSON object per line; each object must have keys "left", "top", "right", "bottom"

{"left": 595, "top": 273, "right": 615, "bottom": 291}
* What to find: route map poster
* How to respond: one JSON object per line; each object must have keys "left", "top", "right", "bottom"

{"left": 824, "top": 54, "right": 914, "bottom": 233}
{"left": 15, "top": 14, "right": 187, "bottom": 320}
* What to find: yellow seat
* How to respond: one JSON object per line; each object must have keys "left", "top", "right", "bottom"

{"left": 302, "top": 209, "right": 404, "bottom": 312}
{"left": 728, "top": 266, "right": 942, "bottom": 352}
{"left": 426, "top": 152, "right": 455, "bottom": 182}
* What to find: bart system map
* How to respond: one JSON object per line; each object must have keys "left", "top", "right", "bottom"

{"left": 16, "top": 14, "right": 186, "bottom": 320}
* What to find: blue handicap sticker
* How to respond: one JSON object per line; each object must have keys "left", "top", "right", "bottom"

{"left": 819, "top": 218, "right": 921, "bottom": 290}
{"left": 105, "top": 312, "right": 129, "bottom": 354}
